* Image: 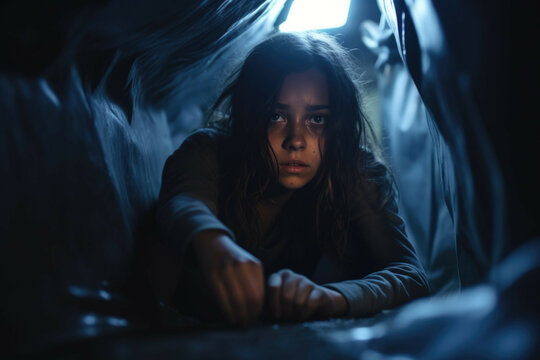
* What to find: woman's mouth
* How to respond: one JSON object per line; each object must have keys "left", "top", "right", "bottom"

{"left": 279, "top": 161, "right": 309, "bottom": 174}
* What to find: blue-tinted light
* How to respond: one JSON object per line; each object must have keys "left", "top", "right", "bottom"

{"left": 98, "top": 289, "right": 111, "bottom": 300}
{"left": 107, "top": 317, "right": 129, "bottom": 327}
{"left": 279, "top": 0, "right": 351, "bottom": 32}
{"left": 82, "top": 314, "right": 98, "bottom": 326}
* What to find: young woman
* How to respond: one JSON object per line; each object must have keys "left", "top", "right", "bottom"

{"left": 157, "top": 32, "right": 429, "bottom": 326}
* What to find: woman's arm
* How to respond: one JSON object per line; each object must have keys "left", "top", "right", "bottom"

{"left": 156, "top": 129, "right": 264, "bottom": 326}
{"left": 323, "top": 160, "right": 430, "bottom": 317}
{"left": 266, "top": 269, "right": 348, "bottom": 322}
{"left": 157, "top": 129, "right": 233, "bottom": 257}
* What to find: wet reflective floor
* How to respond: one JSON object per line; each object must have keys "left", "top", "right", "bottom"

{"left": 34, "top": 316, "right": 389, "bottom": 360}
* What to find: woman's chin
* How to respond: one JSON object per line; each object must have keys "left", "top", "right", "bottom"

{"left": 279, "top": 180, "right": 307, "bottom": 190}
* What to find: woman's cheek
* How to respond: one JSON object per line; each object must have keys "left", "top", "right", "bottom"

{"left": 307, "top": 123, "right": 325, "bottom": 137}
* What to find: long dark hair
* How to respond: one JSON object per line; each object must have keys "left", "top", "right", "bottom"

{"left": 211, "top": 32, "right": 390, "bottom": 255}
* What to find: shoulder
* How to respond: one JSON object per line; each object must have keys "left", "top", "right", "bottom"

{"left": 160, "top": 127, "right": 228, "bottom": 202}
{"left": 358, "top": 148, "right": 390, "bottom": 179}
{"left": 181, "top": 127, "right": 225, "bottom": 148}
{"left": 172, "top": 127, "right": 229, "bottom": 158}
{"left": 163, "top": 127, "right": 229, "bottom": 173}
{"left": 356, "top": 148, "right": 396, "bottom": 210}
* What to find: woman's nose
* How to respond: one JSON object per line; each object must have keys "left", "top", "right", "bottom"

{"left": 282, "top": 121, "right": 306, "bottom": 151}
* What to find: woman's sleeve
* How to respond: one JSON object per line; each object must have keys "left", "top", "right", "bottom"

{"left": 156, "top": 129, "right": 234, "bottom": 262}
{"left": 323, "top": 158, "right": 430, "bottom": 317}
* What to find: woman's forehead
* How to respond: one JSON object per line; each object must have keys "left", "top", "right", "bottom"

{"left": 277, "top": 68, "right": 329, "bottom": 106}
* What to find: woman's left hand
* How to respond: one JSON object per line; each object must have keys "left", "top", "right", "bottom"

{"left": 266, "top": 269, "right": 348, "bottom": 322}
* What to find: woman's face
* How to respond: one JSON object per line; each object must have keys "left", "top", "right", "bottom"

{"left": 267, "top": 67, "right": 329, "bottom": 190}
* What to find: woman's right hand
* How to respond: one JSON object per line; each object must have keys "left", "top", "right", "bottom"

{"left": 191, "top": 230, "right": 264, "bottom": 326}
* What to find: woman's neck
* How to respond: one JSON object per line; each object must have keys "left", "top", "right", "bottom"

{"left": 263, "top": 183, "right": 294, "bottom": 207}
{"left": 256, "top": 183, "right": 294, "bottom": 235}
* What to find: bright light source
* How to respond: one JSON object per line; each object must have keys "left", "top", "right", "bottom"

{"left": 279, "top": 0, "right": 351, "bottom": 32}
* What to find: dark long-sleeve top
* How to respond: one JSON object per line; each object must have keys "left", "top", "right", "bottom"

{"left": 157, "top": 128, "right": 429, "bottom": 318}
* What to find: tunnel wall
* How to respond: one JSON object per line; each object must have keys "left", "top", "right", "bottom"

{"left": 0, "top": 0, "right": 284, "bottom": 351}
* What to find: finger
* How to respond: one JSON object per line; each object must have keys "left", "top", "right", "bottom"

{"left": 293, "top": 280, "right": 314, "bottom": 320}
{"left": 267, "top": 272, "right": 282, "bottom": 319}
{"left": 280, "top": 272, "right": 298, "bottom": 320}
{"left": 300, "top": 287, "right": 323, "bottom": 321}
{"left": 222, "top": 266, "right": 249, "bottom": 326}
{"left": 210, "top": 272, "right": 236, "bottom": 325}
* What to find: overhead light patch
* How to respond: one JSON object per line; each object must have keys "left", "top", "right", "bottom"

{"left": 279, "top": 0, "right": 351, "bottom": 32}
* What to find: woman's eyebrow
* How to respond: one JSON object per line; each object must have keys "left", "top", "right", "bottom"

{"left": 275, "top": 103, "right": 330, "bottom": 111}
{"left": 275, "top": 103, "right": 289, "bottom": 110}
{"left": 306, "top": 105, "right": 330, "bottom": 111}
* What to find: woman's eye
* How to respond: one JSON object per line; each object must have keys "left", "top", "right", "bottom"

{"left": 310, "top": 115, "right": 326, "bottom": 125}
{"left": 270, "top": 113, "right": 285, "bottom": 122}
